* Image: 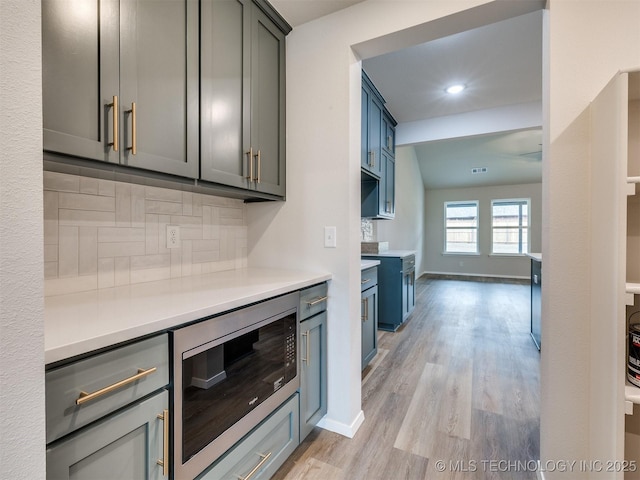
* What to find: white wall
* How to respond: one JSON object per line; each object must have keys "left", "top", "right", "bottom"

{"left": 373, "top": 146, "right": 425, "bottom": 275}
{"left": 247, "top": 0, "right": 493, "bottom": 436}
{"left": 423, "top": 183, "right": 542, "bottom": 279}
{"left": 544, "top": 2, "right": 640, "bottom": 478}
{"left": 0, "top": 0, "right": 46, "bottom": 477}
{"left": 247, "top": 0, "right": 543, "bottom": 436}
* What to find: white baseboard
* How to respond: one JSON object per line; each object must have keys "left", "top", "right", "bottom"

{"left": 424, "top": 270, "right": 529, "bottom": 281}
{"left": 317, "top": 410, "right": 365, "bottom": 438}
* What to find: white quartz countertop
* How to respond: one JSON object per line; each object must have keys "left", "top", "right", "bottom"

{"left": 527, "top": 253, "right": 542, "bottom": 262}
{"left": 362, "top": 250, "right": 416, "bottom": 258}
{"left": 45, "top": 268, "right": 331, "bottom": 365}
{"left": 361, "top": 259, "right": 381, "bottom": 270}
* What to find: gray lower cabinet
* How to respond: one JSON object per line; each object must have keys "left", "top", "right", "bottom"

{"left": 42, "top": 0, "right": 199, "bottom": 179}
{"left": 45, "top": 334, "right": 170, "bottom": 480}
{"left": 197, "top": 394, "right": 299, "bottom": 480}
{"left": 530, "top": 258, "right": 541, "bottom": 350}
{"left": 299, "top": 283, "right": 328, "bottom": 441}
{"left": 200, "top": 0, "right": 286, "bottom": 197}
{"left": 361, "top": 266, "right": 378, "bottom": 370}
{"left": 364, "top": 254, "right": 415, "bottom": 331}
{"left": 47, "top": 390, "right": 169, "bottom": 480}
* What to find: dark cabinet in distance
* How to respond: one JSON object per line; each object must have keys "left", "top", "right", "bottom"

{"left": 363, "top": 253, "right": 415, "bottom": 331}
{"left": 361, "top": 266, "right": 379, "bottom": 370}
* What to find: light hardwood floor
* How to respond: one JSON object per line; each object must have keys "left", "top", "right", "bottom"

{"left": 273, "top": 276, "right": 540, "bottom": 480}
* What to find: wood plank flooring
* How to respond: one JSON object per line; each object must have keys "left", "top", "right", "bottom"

{"left": 273, "top": 276, "right": 540, "bottom": 480}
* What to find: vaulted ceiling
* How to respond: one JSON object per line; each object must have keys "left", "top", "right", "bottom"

{"left": 271, "top": 1, "right": 544, "bottom": 190}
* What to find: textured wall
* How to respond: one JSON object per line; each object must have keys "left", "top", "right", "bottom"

{"left": 44, "top": 172, "right": 248, "bottom": 296}
{"left": 0, "top": 0, "right": 46, "bottom": 477}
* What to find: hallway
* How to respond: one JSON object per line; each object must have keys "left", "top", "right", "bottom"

{"left": 274, "top": 277, "right": 540, "bottom": 479}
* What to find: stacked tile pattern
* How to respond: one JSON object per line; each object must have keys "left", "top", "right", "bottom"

{"left": 44, "top": 171, "right": 247, "bottom": 296}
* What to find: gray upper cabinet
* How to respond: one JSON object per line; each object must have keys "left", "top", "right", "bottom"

{"left": 43, "top": 0, "right": 199, "bottom": 179}
{"left": 201, "top": 0, "right": 287, "bottom": 197}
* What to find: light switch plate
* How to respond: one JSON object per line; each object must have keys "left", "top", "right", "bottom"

{"left": 324, "top": 226, "right": 337, "bottom": 248}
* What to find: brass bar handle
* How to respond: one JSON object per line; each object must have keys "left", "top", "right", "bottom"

{"left": 301, "top": 332, "right": 309, "bottom": 364}
{"left": 369, "top": 151, "right": 375, "bottom": 168}
{"left": 386, "top": 201, "right": 391, "bottom": 213}
{"left": 156, "top": 409, "right": 169, "bottom": 476}
{"left": 306, "top": 296, "right": 328, "bottom": 306}
{"left": 255, "top": 150, "right": 261, "bottom": 184}
{"left": 361, "top": 278, "right": 371, "bottom": 285}
{"left": 126, "top": 102, "right": 137, "bottom": 155}
{"left": 108, "top": 95, "right": 118, "bottom": 152}
{"left": 239, "top": 452, "right": 272, "bottom": 480}
{"left": 245, "top": 148, "right": 253, "bottom": 181}
{"left": 75, "top": 367, "right": 157, "bottom": 405}
{"left": 387, "top": 135, "right": 392, "bottom": 150}
{"left": 361, "top": 298, "right": 366, "bottom": 322}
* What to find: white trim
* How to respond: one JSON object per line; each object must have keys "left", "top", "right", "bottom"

{"left": 425, "top": 270, "right": 529, "bottom": 281}
{"left": 488, "top": 253, "right": 529, "bottom": 258}
{"left": 441, "top": 252, "right": 481, "bottom": 256}
{"left": 317, "top": 410, "right": 365, "bottom": 438}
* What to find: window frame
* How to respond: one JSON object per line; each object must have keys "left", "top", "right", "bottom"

{"left": 490, "top": 198, "right": 531, "bottom": 255}
{"left": 443, "top": 200, "right": 480, "bottom": 254}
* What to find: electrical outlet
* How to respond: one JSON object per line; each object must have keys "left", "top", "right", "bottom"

{"left": 167, "top": 225, "right": 180, "bottom": 249}
{"left": 324, "top": 226, "right": 337, "bottom": 248}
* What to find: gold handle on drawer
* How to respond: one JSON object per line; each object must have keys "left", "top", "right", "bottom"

{"left": 126, "top": 102, "right": 136, "bottom": 155}
{"left": 254, "top": 150, "right": 261, "bottom": 183}
{"left": 156, "top": 409, "right": 169, "bottom": 476}
{"left": 369, "top": 151, "right": 375, "bottom": 168}
{"left": 75, "top": 367, "right": 157, "bottom": 405}
{"left": 361, "top": 278, "right": 371, "bottom": 285}
{"left": 245, "top": 148, "right": 253, "bottom": 181}
{"left": 239, "top": 452, "right": 272, "bottom": 480}
{"left": 306, "top": 296, "right": 328, "bottom": 306}
{"left": 108, "top": 95, "right": 118, "bottom": 152}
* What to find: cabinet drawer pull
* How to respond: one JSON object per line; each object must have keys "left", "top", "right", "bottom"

{"left": 361, "top": 278, "right": 371, "bottom": 284}
{"left": 239, "top": 452, "right": 272, "bottom": 480}
{"left": 126, "top": 102, "right": 137, "bottom": 155}
{"left": 306, "top": 296, "right": 328, "bottom": 306}
{"left": 75, "top": 367, "right": 157, "bottom": 405}
{"left": 108, "top": 95, "right": 118, "bottom": 152}
{"left": 369, "top": 151, "right": 375, "bottom": 168}
{"left": 362, "top": 297, "right": 368, "bottom": 322}
{"left": 156, "top": 409, "right": 169, "bottom": 476}
{"left": 245, "top": 148, "right": 253, "bottom": 181}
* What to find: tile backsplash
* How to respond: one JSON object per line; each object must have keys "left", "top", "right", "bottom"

{"left": 44, "top": 171, "right": 247, "bottom": 296}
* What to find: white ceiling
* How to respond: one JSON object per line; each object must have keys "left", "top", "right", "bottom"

{"left": 271, "top": 1, "right": 544, "bottom": 190}
{"left": 270, "top": 0, "right": 365, "bottom": 28}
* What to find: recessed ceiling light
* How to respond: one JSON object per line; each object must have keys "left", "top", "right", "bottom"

{"left": 445, "top": 84, "right": 466, "bottom": 94}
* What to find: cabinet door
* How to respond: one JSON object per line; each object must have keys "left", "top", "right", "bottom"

{"left": 382, "top": 112, "right": 396, "bottom": 155}
{"left": 378, "top": 152, "right": 395, "bottom": 218}
{"left": 300, "top": 312, "right": 327, "bottom": 441}
{"left": 119, "top": 0, "right": 198, "bottom": 178}
{"left": 368, "top": 96, "right": 384, "bottom": 178}
{"left": 47, "top": 390, "right": 168, "bottom": 480}
{"left": 250, "top": 6, "right": 286, "bottom": 197}
{"left": 361, "top": 86, "right": 372, "bottom": 172}
{"left": 200, "top": 0, "right": 251, "bottom": 188}
{"left": 362, "top": 285, "right": 378, "bottom": 370}
{"left": 42, "top": 0, "right": 119, "bottom": 163}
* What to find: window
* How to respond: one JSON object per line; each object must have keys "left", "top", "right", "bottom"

{"left": 491, "top": 199, "right": 529, "bottom": 254}
{"left": 444, "top": 201, "right": 479, "bottom": 253}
